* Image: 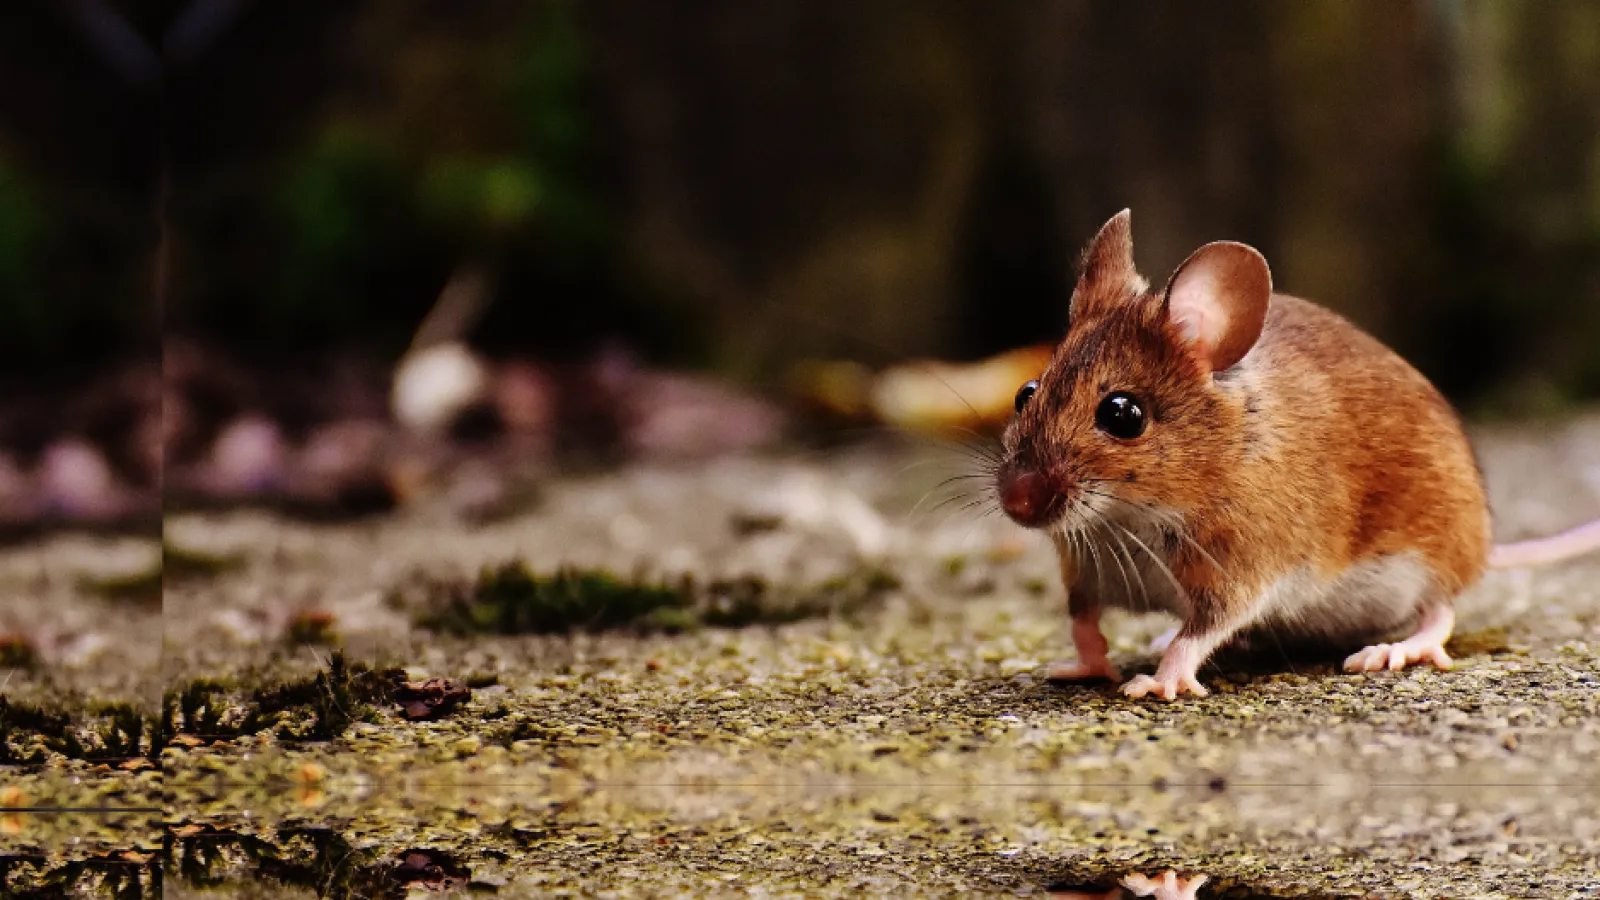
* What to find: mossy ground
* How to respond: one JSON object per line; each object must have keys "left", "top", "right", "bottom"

{"left": 413, "top": 560, "right": 901, "bottom": 636}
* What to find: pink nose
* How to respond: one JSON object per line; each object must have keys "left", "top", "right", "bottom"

{"left": 999, "top": 469, "right": 1058, "bottom": 527}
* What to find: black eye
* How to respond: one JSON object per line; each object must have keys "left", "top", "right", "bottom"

{"left": 1014, "top": 380, "right": 1038, "bottom": 414}
{"left": 1095, "top": 392, "right": 1147, "bottom": 439}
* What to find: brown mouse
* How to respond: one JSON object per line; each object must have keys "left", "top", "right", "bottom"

{"left": 996, "top": 209, "right": 1600, "bottom": 700}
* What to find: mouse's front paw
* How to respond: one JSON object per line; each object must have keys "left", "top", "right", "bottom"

{"left": 1120, "top": 672, "right": 1207, "bottom": 700}
{"left": 1122, "top": 870, "right": 1208, "bottom": 899}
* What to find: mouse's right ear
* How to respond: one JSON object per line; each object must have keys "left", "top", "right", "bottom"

{"left": 1161, "top": 241, "right": 1272, "bottom": 375}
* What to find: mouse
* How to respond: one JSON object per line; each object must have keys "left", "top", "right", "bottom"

{"left": 995, "top": 209, "right": 1600, "bottom": 700}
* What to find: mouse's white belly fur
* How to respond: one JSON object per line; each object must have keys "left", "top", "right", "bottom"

{"left": 1055, "top": 513, "right": 1433, "bottom": 644}
{"left": 1245, "top": 553, "right": 1432, "bottom": 642}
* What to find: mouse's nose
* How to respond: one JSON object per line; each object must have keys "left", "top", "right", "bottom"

{"left": 999, "top": 468, "right": 1059, "bottom": 528}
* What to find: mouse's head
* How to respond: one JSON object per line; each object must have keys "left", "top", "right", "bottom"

{"left": 996, "top": 209, "right": 1272, "bottom": 535}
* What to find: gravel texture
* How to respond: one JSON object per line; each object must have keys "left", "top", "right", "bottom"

{"left": 13, "top": 412, "right": 1600, "bottom": 897}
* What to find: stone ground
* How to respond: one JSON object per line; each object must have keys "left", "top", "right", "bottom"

{"left": 6, "top": 411, "right": 1600, "bottom": 898}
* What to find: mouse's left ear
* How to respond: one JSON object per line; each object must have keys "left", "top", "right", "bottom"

{"left": 1161, "top": 241, "right": 1272, "bottom": 374}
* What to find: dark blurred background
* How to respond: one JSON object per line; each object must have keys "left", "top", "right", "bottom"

{"left": 1, "top": 0, "right": 1599, "bottom": 525}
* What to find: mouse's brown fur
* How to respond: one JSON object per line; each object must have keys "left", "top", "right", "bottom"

{"left": 998, "top": 209, "right": 1491, "bottom": 699}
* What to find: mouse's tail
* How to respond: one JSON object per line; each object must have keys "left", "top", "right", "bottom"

{"left": 1489, "top": 517, "right": 1600, "bottom": 569}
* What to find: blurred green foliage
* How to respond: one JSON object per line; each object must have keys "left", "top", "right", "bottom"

{"left": 274, "top": 132, "right": 414, "bottom": 336}
{"left": 504, "top": 2, "right": 610, "bottom": 261}
{"left": 5, "top": 1, "right": 1598, "bottom": 407}
{"left": 418, "top": 157, "right": 542, "bottom": 232}
{"left": 208, "top": 1, "right": 620, "bottom": 357}
{"left": 0, "top": 159, "right": 48, "bottom": 352}
{"left": 0, "top": 155, "right": 155, "bottom": 374}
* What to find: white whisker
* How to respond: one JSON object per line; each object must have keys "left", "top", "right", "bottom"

{"left": 1116, "top": 522, "right": 1187, "bottom": 607}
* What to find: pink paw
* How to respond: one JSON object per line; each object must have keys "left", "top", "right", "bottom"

{"left": 1343, "top": 640, "right": 1452, "bottom": 673}
{"left": 1046, "top": 658, "right": 1122, "bottom": 682}
{"left": 1121, "top": 672, "right": 1207, "bottom": 700}
{"left": 1122, "top": 870, "right": 1209, "bottom": 900}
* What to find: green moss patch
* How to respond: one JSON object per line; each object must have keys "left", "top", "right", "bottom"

{"left": 0, "top": 698, "right": 159, "bottom": 766}
{"left": 163, "top": 542, "right": 246, "bottom": 580}
{"left": 81, "top": 542, "right": 244, "bottom": 605}
{"left": 162, "top": 652, "right": 407, "bottom": 743}
{"left": 413, "top": 561, "right": 901, "bottom": 636}
{"left": 77, "top": 567, "right": 162, "bottom": 604}
{"left": 419, "top": 564, "right": 690, "bottom": 635}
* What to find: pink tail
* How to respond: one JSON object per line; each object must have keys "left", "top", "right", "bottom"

{"left": 1489, "top": 518, "right": 1600, "bottom": 569}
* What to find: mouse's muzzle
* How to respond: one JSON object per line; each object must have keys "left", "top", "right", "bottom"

{"left": 997, "top": 466, "right": 1063, "bottom": 529}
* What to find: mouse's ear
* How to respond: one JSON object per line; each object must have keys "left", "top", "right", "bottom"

{"left": 1161, "top": 241, "right": 1272, "bottom": 374}
{"left": 1078, "top": 209, "right": 1136, "bottom": 286}
{"left": 1071, "top": 209, "right": 1144, "bottom": 316}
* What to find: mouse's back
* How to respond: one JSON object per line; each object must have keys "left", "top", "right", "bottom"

{"left": 1237, "top": 293, "right": 1490, "bottom": 595}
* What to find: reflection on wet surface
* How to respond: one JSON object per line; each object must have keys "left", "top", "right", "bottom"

{"left": 6, "top": 750, "right": 1597, "bottom": 897}
{"left": 0, "top": 848, "right": 1390, "bottom": 900}
{"left": 0, "top": 784, "right": 1589, "bottom": 898}
{"left": 0, "top": 809, "right": 161, "bottom": 898}
{"left": 146, "top": 832, "right": 1380, "bottom": 899}
{"left": 167, "top": 828, "right": 481, "bottom": 898}
{"left": 0, "top": 851, "right": 160, "bottom": 899}
{"left": 1047, "top": 871, "right": 1208, "bottom": 900}
{"left": 5, "top": 836, "right": 1339, "bottom": 900}
{"left": 0, "top": 784, "right": 1572, "bottom": 897}
{"left": 160, "top": 833, "right": 1379, "bottom": 900}
{"left": 1045, "top": 869, "right": 1358, "bottom": 900}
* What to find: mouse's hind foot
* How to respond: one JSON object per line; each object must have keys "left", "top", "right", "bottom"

{"left": 1343, "top": 603, "right": 1454, "bottom": 673}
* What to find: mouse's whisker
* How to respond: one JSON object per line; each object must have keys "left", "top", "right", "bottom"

{"left": 914, "top": 474, "right": 995, "bottom": 512}
{"left": 1103, "top": 517, "right": 1151, "bottom": 614}
{"left": 1081, "top": 490, "right": 1233, "bottom": 587}
{"left": 1073, "top": 506, "right": 1109, "bottom": 600}
{"left": 940, "top": 437, "right": 1004, "bottom": 469}
{"left": 945, "top": 424, "right": 1004, "bottom": 452}
{"left": 910, "top": 487, "right": 969, "bottom": 518}
{"left": 935, "top": 473, "right": 996, "bottom": 487}
{"left": 887, "top": 456, "right": 955, "bottom": 478}
{"left": 911, "top": 485, "right": 989, "bottom": 525}
{"left": 954, "top": 496, "right": 994, "bottom": 516}
{"left": 938, "top": 494, "right": 1002, "bottom": 534}
{"left": 1115, "top": 522, "right": 1186, "bottom": 609}
{"left": 1056, "top": 506, "right": 1085, "bottom": 556}
{"left": 890, "top": 457, "right": 995, "bottom": 493}
{"left": 908, "top": 438, "right": 1002, "bottom": 478}
{"left": 1171, "top": 527, "right": 1230, "bottom": 582}
{"left": 1092, "top": 514, "right": 1136, "bottom": 611}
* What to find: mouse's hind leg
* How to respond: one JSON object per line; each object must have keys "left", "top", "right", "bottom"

{"left": 1343, "top": 601, "right": 1454, "bottom": 673}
